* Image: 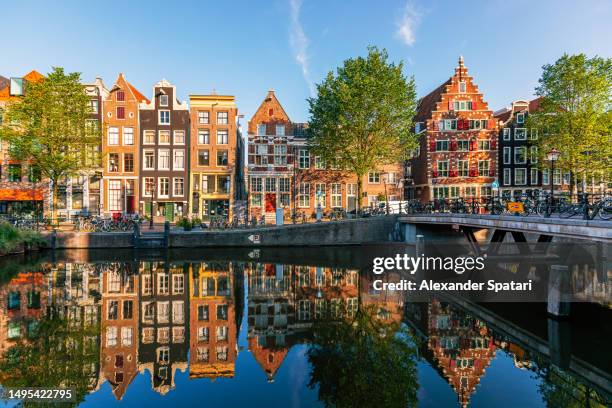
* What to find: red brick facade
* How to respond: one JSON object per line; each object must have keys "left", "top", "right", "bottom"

{"left": 407, "top": 57, "right": 498, "bottom": 202}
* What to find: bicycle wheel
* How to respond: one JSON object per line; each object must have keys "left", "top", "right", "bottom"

{"left": 559, "top": 205, "right": 577, "bottom": 219}
{"left": 598, "top": 199, "right": 612, "bottom": 220}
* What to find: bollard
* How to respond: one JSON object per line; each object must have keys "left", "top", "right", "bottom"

{"left": 133, "top": 222, "right": 140, "bottom": 248}
{"left": 547, "top": 265, "right": 570, "bottom": 318}
{"left": 416, "top": 234, "right": 425, "bottom": 256}
{"left": 164, "top": 221, "right": 170, "bottom": 248}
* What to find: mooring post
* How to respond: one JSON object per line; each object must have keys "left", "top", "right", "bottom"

{"left": 133, "top": 222, "right": 140, "bottom": 248}
{"left": 51, "top": 229, "right": 57, "bottom": 250}
{"left": 548, "top": 317, "right": 571, "bottom": 369}
{"left": 403, "top": 223, "right": 417, "bottom": 244}
{"left": 416, "top": 234, "right": 425, "bottom": 256}
{"left": 547, "top": 264, "right": 570, "bottom": 318}
{"left": 164, "top": 221, "right": 170, "bottom": 248}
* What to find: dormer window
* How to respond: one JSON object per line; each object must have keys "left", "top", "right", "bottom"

{"left": 9, "top": 78, "right": 24, "bottom": 96}
{"left": 160, "top": 94, "right": 169, "bottom": 107}
{"left": 459, "top": 81, "right": 466, "bottom": 93}
{"left": 516, "top": 113, "right": 524, "bottom": 124}
{"left": 116, "top": 91, "right": 125, "bottom": 102}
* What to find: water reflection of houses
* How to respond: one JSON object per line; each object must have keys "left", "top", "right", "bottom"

{"left": 0, "top": 271, "right": 46, "bottom": 356}
{"left": 188, "top": 261, "right": 242, "bottom": 380}
{"left": 99, "top": 262, "right": 139, "bottom": 400}
{"left": 405, "top": 300, "right": 496, "bottom": 408}
{"left": 138, "top": 261, "right": 189, "bottom": 395}
{"left": 246, "top": 263, "right": 359, "bottom": 381}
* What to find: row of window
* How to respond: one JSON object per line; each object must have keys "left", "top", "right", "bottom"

{"left": 436, "top": 119, "right": 489, "bottom": 131}
{"left": 502, "top": 168, "right": 540, "bottom": 186}
{"left": 142, "top": 177, "right": 185, "bottom": 197}
{"left": 502, "top": 146, "right": 538, "bottom": 165}
{"left": 196, "top": 149, "right": 229, "bottom": 167}
{"left": 196, "top": 110, "right": 229, "bottom": 125}
{"left": 0, "top": 164, "right": 41, "bottom": 182}
{"left": 195, "top": 325, "right": 229, "bottom": 343}
{"left": 502, "top": 128, "right": 537, "bottom": 141}
{"left": 192, "top": 174, "right": 231, "bottom": 194}
{"left": 108, "top": 153, "right": 134, "bottom": 173}
{"left": 141, "top": 273, "right": 185, "bottom": 295}
{"left": 196, "top": 129, "right": 229, "bottom": 145}
{"left": 195, "top": 345, "right": 229, "bottom": 362}
{"left": 141, "top": 300, "right": 185, "bottom": 324}
{"left": 432, "top": 139, "right": 492, "bottom": 152}
{"left": 195, "top": 303, "right": 230, "bottom": 322}
{"left": 106, "top": 326, "right": 134, "bottom": 347}
{"left": 257, "top": 123, "right": 286, "bottom": 136}
{"left": 141, "top": 327, "right": 186, "bottom": 346}
{"left": 503, "top": 168, "right": 569, "bottom": 186}
{"left": 142, "top": 149, "right": 186, "bottom": 171}
{"left": 296, "top": 297, "right": 358, "bottom": 321}
{"left": 434, "top": 160, "right": 491, "bottom": 177}
{"left": 107, "top": 299, "right": 133, "bottom": 320}
{"left": 142, "top": 130, "right": 187, "bottom": 145}
{"left": 432, "top": 186, "right": 493, "bottom": 199}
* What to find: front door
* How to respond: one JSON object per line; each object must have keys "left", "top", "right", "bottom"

{"left": 165, "top": 203, "right": 174, "bottom": 222}
{"left": 265, "top": 193, "right": 277, "bottom": 213}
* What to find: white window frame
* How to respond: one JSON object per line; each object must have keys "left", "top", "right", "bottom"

{"left": 173, "top": 149, "right": 185, "bottom": 171}
{"left": 503, "top": 168, "right": 511, "bottom": 186}
{"left": 158, "top": 177, "right": 170, "bottom": 198}
{"left": 198, "top": 129, "right": 210, "bottom": 144}
{"left": 108, "top": 127, "right": 119, "bottom": 146}
{"left": 158, "top": 149, "right": 170, "bottom": 170}
{"left": 143, "top": 130, "right": 155, "bottom": 145}
{"left": 530, "top": 168, "right": 539, "bottom": 185}
{"left": 143, "top": 177, "right": 154, "bottom": 197}
{"left": 159, "top": 110, "right": 170, "bottom": 125}
{"left": 514, "top": 146, "right": 526, "bottom": 164}
{"left": 143, "top": 149, "right": 155, "bottom": 170}
{"left": 515, "top": 168, "right": 527, "bottom": 185}
{"left": 158, "top": 130, "right": 170, "bottom": 145}
{"left": 216, "top": 129, "right": 228, "bottom": 145}
{"left": 516, "top": 113, "right": 524, "bottom": 124}
{"left": 503, "top": 128, "right": 511, "bottom": 140}
{"left": 173, "top": 177, "right": 184, "bottom": 197}
{"left": 173, "top": 130, "right": 185, "bottom": 145}
{"left": 123, "top": 127, "right": 134, "bottom": 146}
{"left": 514, "top": 128, "right": 527, "bottom": 140}
{"left": 503, "top": 147, "right": 511, "bottom": 164}
{"left": 159, "top": 94, "right": 169, "bottom": 107}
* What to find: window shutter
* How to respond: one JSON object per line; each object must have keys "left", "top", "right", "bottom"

{"left": 432, "top": 169, "right": 438, "bottom": 178}
{"left": 489, "top": 169, "right": 496, "bottom": 177}
{"left": 429, "top": 141, "right": 436, "bottom": 152}
{"left": 450, "top": 140, "right": 457, "bottom": 151}
{"left": 472, "top": 101, "right": 477, "bottom": 110}
{"left": 491, "top": 140, "right": 497, "bottom": 150}
{"left": 448, "top": 100, "right": 453, "bottom": 111}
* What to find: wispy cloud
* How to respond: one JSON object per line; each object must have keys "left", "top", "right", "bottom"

{"left": 396, "top": 0, "right": 421, "bottom": 46}
{"left": 289, "top": 0, "right": 315, "bottom": 97}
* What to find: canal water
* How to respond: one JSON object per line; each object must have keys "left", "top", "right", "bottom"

{"left": 0, "top": 245, "right": 609, "bottom": 407}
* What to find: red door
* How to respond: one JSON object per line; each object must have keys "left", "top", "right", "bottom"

{"left": 265, "top": 193, "right": 277, "bottom": 213}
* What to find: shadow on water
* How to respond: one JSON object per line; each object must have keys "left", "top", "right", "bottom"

{"left": 0, "top": 243, "right": 609, "bottom": 407}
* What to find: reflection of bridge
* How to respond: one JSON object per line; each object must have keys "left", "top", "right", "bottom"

{"left": 404, "top": 293, "right": 612, "bottom": 404}
{"left": 399, "top": 214, "right": 611, "bottom": 245}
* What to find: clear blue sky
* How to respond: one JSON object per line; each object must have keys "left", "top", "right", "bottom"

{"left": 2, "top": 0, "right": 611, "bottom": 122}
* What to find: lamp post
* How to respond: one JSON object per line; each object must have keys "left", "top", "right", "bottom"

{"left": 149, "top": 183, "right": 156, "bottom": 229}
{"left": 545, "top": 148, "right": 559, "bottom": 218}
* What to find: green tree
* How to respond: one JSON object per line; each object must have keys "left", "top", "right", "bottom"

{"left": 528, "top": 54, "right": 612, "bottom": 193}
{"left": 0, "top": 310, "right": 100, "bottom": 407}
{"left": 307, "top": 47, "right": 418, "bottom": 210}
{"left": 307, "top": 305, "right": 418, "bottom": 408}
{"left": 0, "top": 67, "right": 102, "bottom": 219}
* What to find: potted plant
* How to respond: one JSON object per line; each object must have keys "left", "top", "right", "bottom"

{"left": 177, "top": 217, "right": 192, "bottom": 231}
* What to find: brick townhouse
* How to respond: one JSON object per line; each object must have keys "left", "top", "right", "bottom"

{"left": 407, "top": 57, "right": 498, "bottom": 202}
{"left": 188, "top": 94, "right": 239, "bottom": 221}
{"left": 247, "top": 90, "right": 403, "bottom": 222}
{"left": 102, "top": 73, "right": 149, "bottom": 215}
{"left": 139, "top": 80, "right": 190, "bottom": 222}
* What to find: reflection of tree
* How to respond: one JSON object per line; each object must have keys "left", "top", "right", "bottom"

{"left": 537, "top": 364, "right": 608, "bottom": 408}
{"left": 0, "top": 310, "right": 99, "bottom": 407}
{"left": 307, "top": 305, "right": 418, "bottom": 408}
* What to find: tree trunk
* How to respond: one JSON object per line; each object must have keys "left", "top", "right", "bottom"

{"left": 51, "top": 181, "right": 58, "bottom": 224}
{"left": 357, "top": 176, "right": 363, "bottom": 214}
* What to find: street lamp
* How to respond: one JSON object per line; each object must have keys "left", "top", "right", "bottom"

{"left": 149, "top": 182, "right": 156, "bottom": 229}
{"left": 545, "top": 148, "right": 559, "bottom": 218}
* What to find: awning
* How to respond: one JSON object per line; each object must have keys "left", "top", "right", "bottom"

{"left": 0, "top": 189, "right": 44, "bottom": 201}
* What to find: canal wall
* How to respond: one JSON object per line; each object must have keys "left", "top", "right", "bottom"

{"left": 43, "top": 216, "right": 402, "bottom": 249}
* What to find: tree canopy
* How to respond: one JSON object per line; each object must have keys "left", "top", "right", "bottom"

{"left": 307, "top": 305, "right": 418, "bottom": 408}
{"left": 0, "top": 67, "right": 102, "bottom": 216}
{"left": 528, "top": 54, "right": 612, "bottom": 191}
{"left": 307, "top": 47, "right": 418, "bottom": 208}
